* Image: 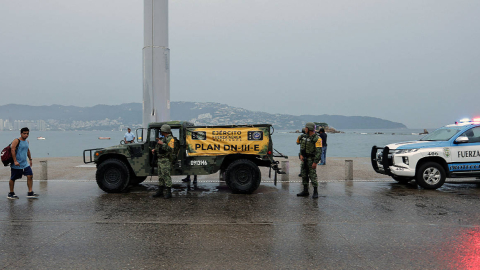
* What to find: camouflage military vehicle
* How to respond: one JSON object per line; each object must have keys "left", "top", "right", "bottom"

{"left": 84, "top": 121, "right": 286, "bottom": 194}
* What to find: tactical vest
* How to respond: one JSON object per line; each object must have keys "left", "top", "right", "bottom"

{"left": 300, "top": 133, "right": 320, "bottom": 157}
{"left": 156, "top": 135, "right": 175, "bottom": 159}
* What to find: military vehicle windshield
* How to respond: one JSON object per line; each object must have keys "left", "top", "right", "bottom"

{"left": 149, "top": 128, "right": 180, "bottom": 141}
{"left": 420, "top": 127, "right": 461, "bottom": 141}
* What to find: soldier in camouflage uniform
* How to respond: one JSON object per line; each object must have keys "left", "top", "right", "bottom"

{"left": 297, "top": 122, "right": 322, "bottom": 199}
{"left": 151, "top": 124, "right": 176, "bottom": 199}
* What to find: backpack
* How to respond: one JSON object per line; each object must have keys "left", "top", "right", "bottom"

{"left": 1, "top": 139, "right": 20, "bottom": 167}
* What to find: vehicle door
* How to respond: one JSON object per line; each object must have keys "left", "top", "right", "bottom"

{"left": 147, "top": 127, "right": 182, "bottom": 175}
{"left": 450, "top": 126, "right": 480, "bottom": 173}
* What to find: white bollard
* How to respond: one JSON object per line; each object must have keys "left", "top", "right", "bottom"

{"left": 280, "top": 160, "right": 289, "bottom": 182}
{"left": 39, "top": 160, "right": 48, "bottom": 180}
{"left": 345, "top": 160, "right": 353, "bottom": 180}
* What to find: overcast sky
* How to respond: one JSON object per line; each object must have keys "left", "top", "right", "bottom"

{"left": 1, "top": 0, "right": 479, "bottom": 128}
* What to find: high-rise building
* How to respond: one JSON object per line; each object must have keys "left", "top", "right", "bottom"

{"left": 4, "top": 120, "right": 12, "bottom": 130}
{"left": 13, "top": 120, "right": 23, "bottom": 130}
{"left": 36, "top": 120, "right": 47, "bottom": 131}
{"left": 24, "top": 121, "right": 34, "bottom": 130}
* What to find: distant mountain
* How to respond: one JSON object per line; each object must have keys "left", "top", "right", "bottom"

{"left": 0, "top": 102, "right": 406, "bottom": 130}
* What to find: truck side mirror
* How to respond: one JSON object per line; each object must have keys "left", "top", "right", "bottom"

{"left": 455, "top": 136, "right": 469, "bottom": 144}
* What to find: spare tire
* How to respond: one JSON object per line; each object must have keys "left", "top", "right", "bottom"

{"left": 225, "top": 159, "right": 261, "bottom": 194}
{"left": 96, "top": 159, "right": 131, "bottom": 193}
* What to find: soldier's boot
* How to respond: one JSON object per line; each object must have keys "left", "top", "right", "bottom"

{"left": 153, "top": 186, "right": 164, "bottom": 198}
{"left": 296, "top": 185, "right": 309, "bottom": 197}
{"left": 193, "top": 175, "right": 197, "bottom": 184}
{"left": 164, "top": 187, "right": 172, "bottom": 199}
{"left": 312, "top": 187, "right": 318, "bottom": 199}
{"left": 181, "top": 176, "right": 191, "bottom": 182}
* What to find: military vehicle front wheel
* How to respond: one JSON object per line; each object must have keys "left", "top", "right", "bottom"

{"left": 96, "top": 159, "right": 131, "bottom": 193}
{"left": 225, "top": 159, "right": 261, "bottom": 194}
{"left": 415, "top": 162, "right": 446, "bottom": 189}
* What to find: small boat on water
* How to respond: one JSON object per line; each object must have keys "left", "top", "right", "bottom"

{"left": 98, "top": 137, "right": 111, "bottom": 140}
{"left": 37, "top": 137, "right": 46, "bottom": 140}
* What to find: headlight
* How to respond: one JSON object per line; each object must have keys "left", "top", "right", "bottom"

{"left": 394, "top": 148, "right": 419, "bottom": 154}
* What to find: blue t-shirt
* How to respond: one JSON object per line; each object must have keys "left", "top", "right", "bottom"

{"left": 11, "top": 140, "right": 29, "bottom": 169}
{"left": 124, "top": 132, "right": 135, "bottom": 141}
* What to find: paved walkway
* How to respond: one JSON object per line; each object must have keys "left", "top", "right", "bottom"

{"left": 2, "top": 157, "right": 480, "bottom": 269}
{"left": 2, "top": 180, "right": 480, "bottom": 269}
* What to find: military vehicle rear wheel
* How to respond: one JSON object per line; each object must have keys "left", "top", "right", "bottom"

{"left": 225, "top": 159, "right": 261, "bottom": 194}
{"left": 96, "top": 159, "right": 131, "bottom": 193}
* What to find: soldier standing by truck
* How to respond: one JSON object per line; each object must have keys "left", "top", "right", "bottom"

{"left": 297, "top": 122, "right": 322, "bottom": 199}
{"left": 151, "top": 124, "right": 176, "bottom": 199}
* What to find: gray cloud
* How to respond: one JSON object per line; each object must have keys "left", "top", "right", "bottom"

{"left": 1, "top": 0, "right": 479, "bottom": 128}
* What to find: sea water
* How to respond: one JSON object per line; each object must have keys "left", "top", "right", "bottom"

{"left": 0, "top": 128, "right": 432, "bottom": 158}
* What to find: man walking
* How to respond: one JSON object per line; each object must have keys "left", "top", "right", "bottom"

{"left": 8, "top": 127, "right": 38, "bottom": 199}
{"left": 151, "top": 124, "right": 176, "bottom": 199}
{"left": 124, "top": 128, "right": 135, "bottom": 144}
{"left": 297, "top": 123, "right": 322, "bottom": 199}
{"left": 318, "top": 128, "right": 327, "bottom": 165}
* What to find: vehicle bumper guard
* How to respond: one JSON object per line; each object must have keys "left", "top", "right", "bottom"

{"left": 371, "top": 145, "right": 392, "bottom": 176}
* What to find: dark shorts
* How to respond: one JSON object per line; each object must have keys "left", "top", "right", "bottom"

{"left": 10, "top": 166, "right": 33, "bottom": 181}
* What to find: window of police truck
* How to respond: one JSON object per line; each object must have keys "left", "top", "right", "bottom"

{"left": 420, "top": 128, "right": 461, "bottom": 141}
{"left": 460, "top": 127, "right": 480, "bottom": 143}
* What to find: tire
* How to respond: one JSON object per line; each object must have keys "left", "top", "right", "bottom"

{"left": 415, "top": 162, "right": 446, "bottom": 189}
{"left": 96, "top": 159, "right": 131, "bottom": 193}
{"left": 392, "top": 176, "right": 414, "bottom": 184}
{"left": 225, "top": 159, "right": 261, "bottom": 194}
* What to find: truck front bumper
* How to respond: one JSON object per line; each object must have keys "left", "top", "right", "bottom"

{"left": 371, "top": 146, "right": 415, "bottom": 177}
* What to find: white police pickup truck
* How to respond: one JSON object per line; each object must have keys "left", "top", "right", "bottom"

{"left": 371, "top": 118, "right": 480, "bottom": 189}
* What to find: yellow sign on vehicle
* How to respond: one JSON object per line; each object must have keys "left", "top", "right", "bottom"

{"left": 186, "top": 127, "right": 270, "bottom": 156}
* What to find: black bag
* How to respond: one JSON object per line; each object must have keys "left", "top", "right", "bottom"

{"left": 1, "top": 139, "right": 20, "bottom": 167}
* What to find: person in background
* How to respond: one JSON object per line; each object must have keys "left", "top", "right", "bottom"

{"left": 318, "top": 128, "right": 327, "bottom": 165}
{"left": 124, "top": 128, "right": 135, "bottom": 144}
{"left": 8, "top": 127, "right": 38, "bottom": 199}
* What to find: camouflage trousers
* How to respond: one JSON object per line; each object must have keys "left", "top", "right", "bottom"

{"left": 157, "top": 158, "right": 172, "bottom": 188}
{"left": 301, "top": 158, "right": 318, "bottom": 187}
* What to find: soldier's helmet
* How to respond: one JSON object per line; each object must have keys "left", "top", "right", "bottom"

{"left": 160, "top": 124, "right": 171, "bottom": 133}
{"left": 305, "top": 122, "right": 316, "bottom": 132}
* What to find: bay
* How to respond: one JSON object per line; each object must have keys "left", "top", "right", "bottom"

{"left": 0, "top": 128, "right": 433, "bottom": 159}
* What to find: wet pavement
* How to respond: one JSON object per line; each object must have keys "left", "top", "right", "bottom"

{"left": 2, "top": 179, "right": 480, "bottom": 269}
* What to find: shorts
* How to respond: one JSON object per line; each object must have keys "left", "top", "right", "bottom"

{"left": 10, "top": 166, "right": 33, "bottom": 181}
